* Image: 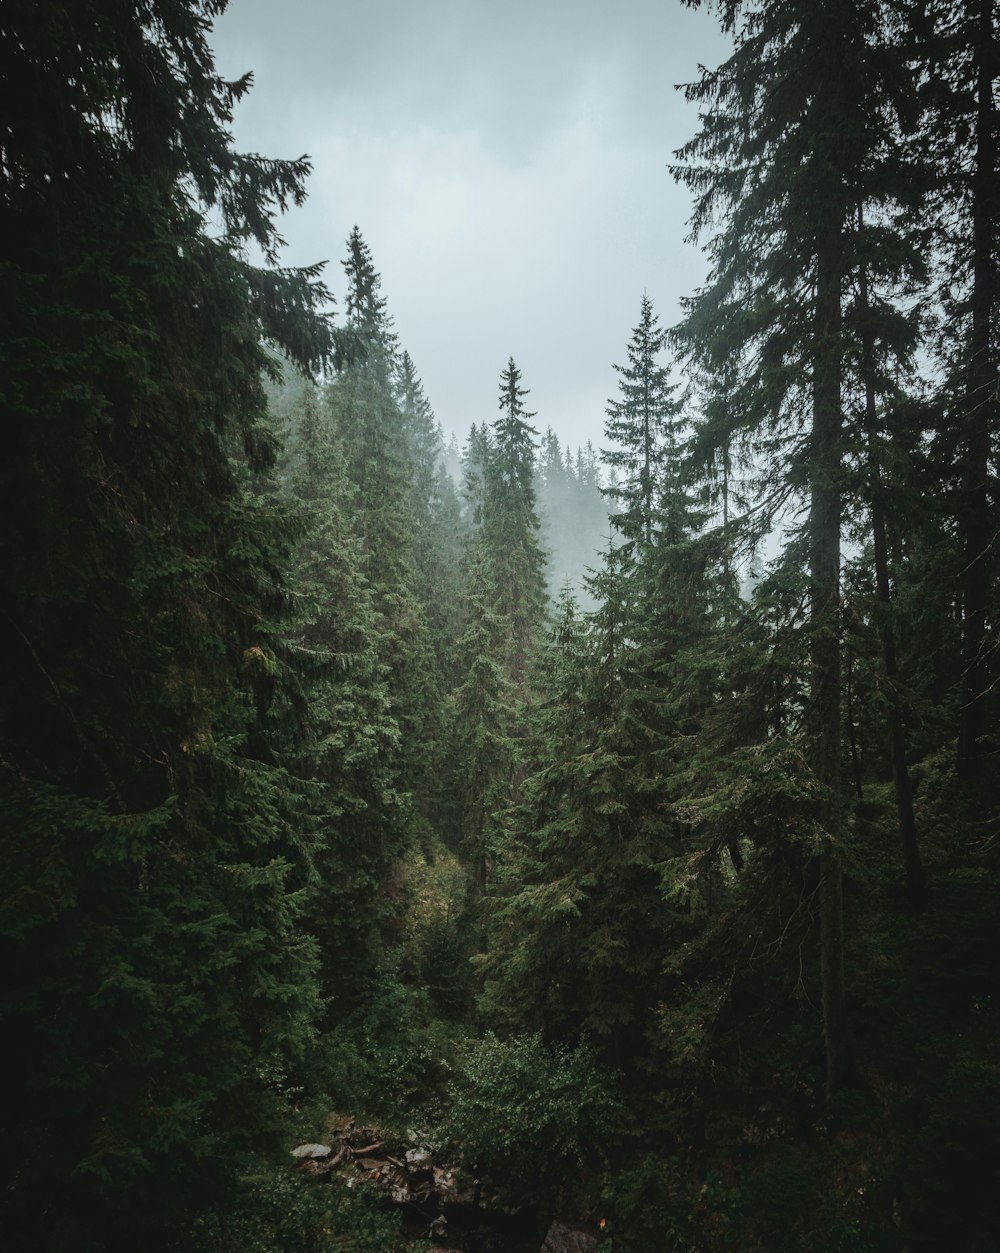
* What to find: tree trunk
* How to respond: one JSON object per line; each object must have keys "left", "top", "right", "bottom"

{"left": 857, "top": 207, "right": 926, "bottom": 910}
{"left": 958, "top": 0, "right": 996, "bottom": 779}
{"left": 812, "top": 234, "right": 850, "bottom": 1101}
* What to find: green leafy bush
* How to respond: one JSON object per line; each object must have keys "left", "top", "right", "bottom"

{"left": 189, "top": 1163, "right": 423, "bottom": 1253}
{"left": 599, "top": 1154, "right": 693, "bottom": 1252}
{"left": 442, "top": 1031, "right": 621, "bottom": 1198}
{"left": 312, "top": 954, "right": 462, "bottom": 1119}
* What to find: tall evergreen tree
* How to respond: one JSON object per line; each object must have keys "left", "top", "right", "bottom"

{"left": 448, "top": 549, "right": 520, "bottom": 894}
{"left": 0, "top": 2, "right": 330, "bottom": 1244}
{"left": 603, "top": 295, "right": 682, "bottom": 550}
{"left": 482, "top": 359, "right": 549, "bottom": 687}
{"left": 278, "top": 381, "right": 404, "bottom": 1010}
{"left": 395, "top": 350, "right": 468, "bottom": 683}
{"left": 480, "top": 573, "right": 672, "bottom": 1063}
{"left": 674, "top": 0, "right": 930, "bottom": 1097}
{"left": 326, "top": 230, "right": 436, "bottom": 835}
{"left": 915, "top": 0, "right": 999, "bottom": 778}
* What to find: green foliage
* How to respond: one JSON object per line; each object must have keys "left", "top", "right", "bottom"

{"left": 604, "top": 293, "right": 682, "bottom": 551}
{"left": 311, "top": 953, "right": 462, "bottom": 1120}
{"left": 190, "top": 1163, "right": 421, "bottom": 1253}
{"left": 600, "top": 1155, "right": 693, "bottom": 1253}
{"left": 400, "top": 844, "right": 478, "bottom": 1019}
{"left": 442, "top": 1032, "right": 622, "bottom": 1200}
{"left": 0, "top": 2, "right": 330, "bottom": 1243}
{"left": 324, "top": 232, "right": 448, "bottom": 842}
{"left": 482, "top": 359, "right": 550, "bottom": 687}
{"left": 3, "top": 0, "right": 998, "bottom": 1247}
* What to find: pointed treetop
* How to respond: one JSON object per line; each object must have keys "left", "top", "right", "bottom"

{"left": 498, "top": 357, "right": 537, "bottom": 424}
{"left": 342, "top": 226, "right": 389, "bottom": 332}
{"left": 602, "top": 294, "right": 681, "bottom": 546}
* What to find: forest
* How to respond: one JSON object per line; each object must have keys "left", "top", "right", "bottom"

{"left": 0, "top": 0, "right": 997, "bottom": 1250}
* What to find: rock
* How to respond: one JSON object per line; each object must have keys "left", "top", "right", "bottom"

{"left": 405, "top": 1146, "right": 433, "bottom": 1169}
{"left": 290, "top": 1142, "right": 332, "bottom": 1160}
{"left": 540, "top": 1218, "right": 601, "bottom": 1253}
{"left": 299, "top": 1158, "right": 336, "bottom": 1178}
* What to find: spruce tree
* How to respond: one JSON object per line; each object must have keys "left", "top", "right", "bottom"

{"left": 446, "top": 376, "right": 547, "bottom": 911}
{"left": 674, "top": 0, "right": 930, "bottom": 1098}
{"left": 0, "top": 2, "right": 330, "bottom": 1244}
{"left": 326, "top": 230, "right": 437, "bottom": 837}
{"left": 482, "top": 359, "right": 549, "bottom": 688}
{"left": 278, "top": 380, "right": 403, "bottom": 1011}
{"left": 481, "top": 572, "right": 677, "bottom": 1065}
{"left": 916, "top": 0, "right": 999, "bottom": 778}
{"left": 395, "top": 350, "right": 468, "bottom": 695}
{"left": 603, "top": 295, "right": 681, "bottom": 551}
{"left": 448, "top": 547, "right": 520, "bottom": 894}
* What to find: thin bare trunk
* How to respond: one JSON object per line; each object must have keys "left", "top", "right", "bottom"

{"left": 858, "top": 206, "right": 926, "bottom": 910}
{"left": 813, "top": 235, "right": 850, "bottom": 1100}
{"left": 958, "top": 0, "right": 996, "bottom": 778}
{"left": 845, "top": 639, "right": 864, "bottom": 800}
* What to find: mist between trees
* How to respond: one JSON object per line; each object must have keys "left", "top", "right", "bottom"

{"left": 1, "top": 1, "right": 997, "bottom": 1250}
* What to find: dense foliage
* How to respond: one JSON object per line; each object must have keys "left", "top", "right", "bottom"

{"left": 1, "top": 0, "right": 997, "bottom": 1250}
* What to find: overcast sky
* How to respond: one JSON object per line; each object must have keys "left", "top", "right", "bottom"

{"left": 210, "top": 0, "right": 731, "bottom": 452}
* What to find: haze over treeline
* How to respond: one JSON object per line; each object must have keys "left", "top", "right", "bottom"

{"left": 1, "top": 2, "right": 997, "bottom": 1252}
{"left": 207, "top": 0, "right": 728, "bottom": 450}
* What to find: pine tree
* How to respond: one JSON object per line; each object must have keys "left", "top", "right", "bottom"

{"left": 916, "top": 0, "right": 999, "bottom": 778}
{"left": 603, "top": 295, "right": 682, "bottom": 551}
{"left": 481, "top": 576, "right": 676, "bottom": 1065}
{"left": 278, "top": 380, "right": 404, "bottom": 1010}
{"left": 674, "top": 0, "right": 931, "bottom": 1098}
{"left": 327, "top": 230, "right": 437, "bottom": 836}
{"left": 0, "top": 2, "right": 330, "bottom": 1243}
{"left": 482, "top": 359, "right": 549, "bottom": 687}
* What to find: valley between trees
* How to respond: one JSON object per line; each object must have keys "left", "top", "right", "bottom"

{"left": 1, "top": 1, "right": 998, "bottom": 1250}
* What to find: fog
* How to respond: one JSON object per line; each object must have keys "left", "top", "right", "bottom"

{"left": 209, "top": 0, "right": 730, "bottom": 448}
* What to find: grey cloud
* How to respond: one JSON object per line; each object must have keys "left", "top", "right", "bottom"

{"left": 210, "top": 0, "right": 730, "bottom": 448}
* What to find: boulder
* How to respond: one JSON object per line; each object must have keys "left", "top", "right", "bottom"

{"left": 540, "top": 1218, "right": 601, "bottom": 1253}
{"left": 290, "top": 1142, "right": 332, "bottom": 1160}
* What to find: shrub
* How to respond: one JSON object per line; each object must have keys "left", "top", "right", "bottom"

{"left": 442, "top": 1031, "right": 621, "bottom": 1199}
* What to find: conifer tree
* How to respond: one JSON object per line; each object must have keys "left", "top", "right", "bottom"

{"left": 447, "top": 379, "right": 547, "bottom": 909}
{"left": 850, "top": 214, "right": 928, "bottom": 908}
{"left": 915, "top": 0, "right": 999, "bottom": 778}
{"left": 482, "top": 359, "right": 549, "bottom": 687}
{"left": 327, "top": 230, "right": 437, "bottom": 835}
{"left": 674, "top": 0, "right": 931, "bottom": 1098}
{"left": 448, "top": 548, "right": 520, "bottom": 893}
{"left": 0, "top": 2, "right": 330, "bottom": 1243}
{"left": 279, "top": 381, "right": 404, "bottom": 1010}
{"left": 604, "top": 295, "right": 682, "bottom": 550}
{"left": 395, "top": 351, "right": 468, "bottom": 691}
{"left": 481, "top": 575, "right": 675, "bottom": 1064}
